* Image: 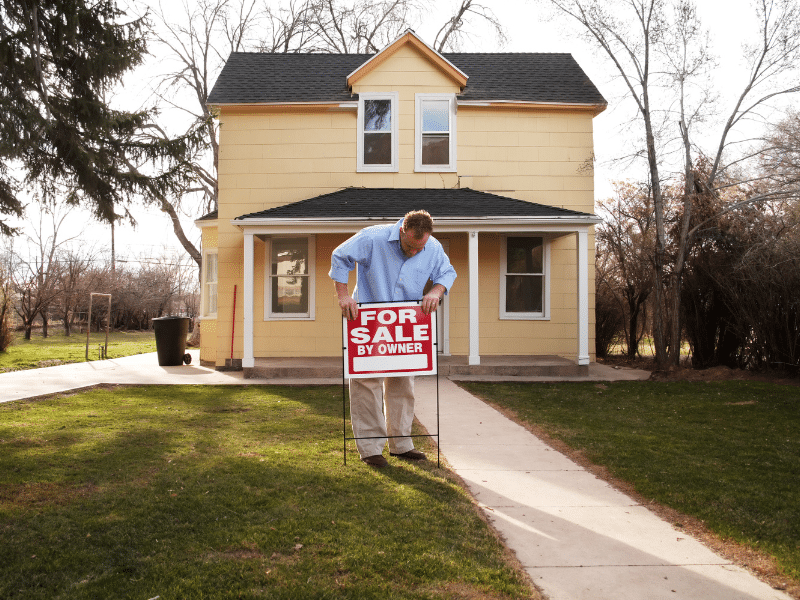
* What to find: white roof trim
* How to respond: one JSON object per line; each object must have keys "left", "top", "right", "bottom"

{"left": 458, "top": 99, "right": 607, "bottom": 110}
{"left": 231, "top": 215, "right": 600, "bottom": 235}
{"left": 209, "top": 101, "right": 357, "bottom": 109}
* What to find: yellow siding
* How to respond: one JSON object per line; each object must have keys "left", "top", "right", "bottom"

{"left": 198, "top": 225, "right": 218, "bottom": 365}
{"left": 199, "top": 318, "right": 217, "bottom": 365}
{"left": 210, "top": 41, "right": 598, "bottom": 366}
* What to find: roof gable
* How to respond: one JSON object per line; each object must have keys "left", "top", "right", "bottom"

{"left": 347, "top": 30, "right": 468, "bottom": 89}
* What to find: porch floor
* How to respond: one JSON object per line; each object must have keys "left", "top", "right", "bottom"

{"left": 239, "top": 355, "right": 644, "bottom": 382}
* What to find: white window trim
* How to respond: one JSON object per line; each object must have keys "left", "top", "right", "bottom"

{"left": 264, "top": 235, "right": 316, "bottom": 321}
{"left": 499, "top": 234, "right": 550, "bottom": 320}
{"left": 357, "top": 92, "right": 399, "bottom": 172}
{"left": 415, "top": 93, "right": 457, "bottom": 172}
{"left": 200, "top": 249, "right": 218, "bottom": 319}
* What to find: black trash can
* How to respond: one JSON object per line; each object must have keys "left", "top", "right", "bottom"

{"left": 152, "top": 316, "right": 191, "bottom": 366}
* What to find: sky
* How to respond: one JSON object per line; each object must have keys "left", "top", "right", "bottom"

{"left": 6, "top": 0, "right": 780, "bottom": 271}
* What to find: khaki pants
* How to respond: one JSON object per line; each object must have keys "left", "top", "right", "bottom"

{"left": 349, "top": 376, "right": 416, "bottom": 458}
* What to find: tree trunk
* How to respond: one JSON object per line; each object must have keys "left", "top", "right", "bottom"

{"left": 627, "top": 303, "right": 641, "bottom": 359}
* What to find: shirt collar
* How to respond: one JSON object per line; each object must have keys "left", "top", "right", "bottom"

{"left": 388, "top": 218, "right": 404, "bottom": 242}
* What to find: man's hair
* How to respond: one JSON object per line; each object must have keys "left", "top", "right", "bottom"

{"left": 403, "top": 210, "right": 434, "bottom": 239}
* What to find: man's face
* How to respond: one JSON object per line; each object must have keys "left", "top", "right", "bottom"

{"left": 399, "top": 228, "right": 430, "bottom": 258}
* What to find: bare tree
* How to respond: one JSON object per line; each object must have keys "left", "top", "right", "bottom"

{"left": 667, "top": 0, "right": 800, "bottom": 366}
{"left": 596, "top": 181, "right": 657, "bottom": 358}
{"left": 434, "top": 0, "right": 506, "bottom": 52}
{"left": 55, "top": 245, "right": 101, "bottom": 336}
{"left": 759, "top": 109, "right": 800, "bottom": 198}
{"left": 9, "top": 201, "right": 80, "bottom": 339}
{"left": 542, "top": 0, "right": 671, "bottom": 366}
{"left": 544, "top": 0, "right": 800, "bottom": 368}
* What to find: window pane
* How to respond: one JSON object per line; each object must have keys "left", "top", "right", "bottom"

{"left": 422, "top": 100, "right": 449, "bottom": 132}
{"left": 364, "top": 99, "right": 391, "bottom": 132}
{"left": 422, "top": 134, "right": 449, "bottom": 165}
{"left": 364, "top": 132, "right": 392, "bottom": 165}
{"left": 206, "top": 253, "right": 218, "bottom": 283}
{"left": 204, "top": 254, "right": 218, "bottom": 315}
{"left": 505, "top": 275, "right": 543, "bottom": 313}
{"left": 207, "top": 283, "right": 217, "bottom": 314}
{"left": 507, "top": 237, "right": 543, "bottom": 274}
{"left": 271, "top": 238, "right": 307, "bottom": 276}
{"left": 272, "top": 276, "right": 308, "bottom": 313}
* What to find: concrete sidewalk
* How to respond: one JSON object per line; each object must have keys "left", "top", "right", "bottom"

{"left": 0, "top": 350, "right": 339, "bottom": 403}
{"left": 413, "top": 377, "right": 791, "bottom": 600}
{"left": 0, "top": 353, "right": 791, "bottom": 599}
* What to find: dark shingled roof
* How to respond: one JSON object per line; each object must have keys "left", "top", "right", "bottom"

{"left": 208, "top": 52, "right": 606, "bottom": 106}
{"left": 234, "top": 188, "right": 595, "bottom": 221}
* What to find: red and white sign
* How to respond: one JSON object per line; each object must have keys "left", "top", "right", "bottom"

{"left": 343, "top": 301, "right": 437, "bottom": 379}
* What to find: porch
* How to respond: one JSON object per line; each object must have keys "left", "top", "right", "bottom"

{"left": 233, "top": 355, "right": 649, "bottom": 381}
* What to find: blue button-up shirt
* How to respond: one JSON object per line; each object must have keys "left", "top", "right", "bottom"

{"left": 329, "top": 218, "right": 457, "bottom": 303}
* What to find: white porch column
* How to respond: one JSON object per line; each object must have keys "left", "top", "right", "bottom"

{"left": 468, "top": 230, "right": 480, "bottom": 365}
{"left": 576, "top": 228, "right": 590, "bottom": 366}
{"left": 243, "top": 232, "right": 255, "bottom": 368}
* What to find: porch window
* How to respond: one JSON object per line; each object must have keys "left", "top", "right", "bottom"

{"left": 415, "top": 94, "right": 457, "bottom": 172}
{"left": 202, "top": 250, "right": 218, "bottom": 317}
{"left": 266, "top": 236, "right": 315, "bottom": 319}
{"left": 500, "top": 235, "right": 549, "bottom": 319}
{"left": 358, "top": 92, "right": 399, "bottom": 172}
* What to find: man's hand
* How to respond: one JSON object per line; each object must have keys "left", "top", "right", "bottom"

{"left": 339, "top": 295, "right": 358, "bottom": 320}
{"left": 335, "top": 282, "right": 358, "bottom": 320}
{"left": 421, "top": 284, "right": 446, "bottom": 315}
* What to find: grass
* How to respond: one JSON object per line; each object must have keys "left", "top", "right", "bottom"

{"left": 0, "top": 330, "right": 157, "bottom": 372}
{"left": 0, "top": 385, "right": 532, "bottom": 600}
{"left": 460, "top": 380, "right": 800, "bottom": 584}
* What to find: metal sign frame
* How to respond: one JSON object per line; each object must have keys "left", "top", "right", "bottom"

{"left": 341, "top": 300, "right": 440, "bottom": 468}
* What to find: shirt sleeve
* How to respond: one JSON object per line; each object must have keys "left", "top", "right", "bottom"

{"left": 329, "top": 230, "right": 373, "bottom": 284}
{"left": 430, "top": 245, "right": 457, "bottom": 293}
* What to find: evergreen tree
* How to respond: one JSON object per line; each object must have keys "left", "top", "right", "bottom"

{"left": 0, "top": 0, "right": 199, "bottom": 236}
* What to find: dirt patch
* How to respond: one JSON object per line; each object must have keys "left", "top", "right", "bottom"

{"left": 0, "top": 482, "right": 100, "bottom": 509}
{"left": 599, "top": 356, "right": 800, "bottom": 386}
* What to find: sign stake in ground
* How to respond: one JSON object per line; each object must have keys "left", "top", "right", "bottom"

{"left": 341, "top": 301, "right": 440, "bottom": 467}
{"left": 86, "top": 293, "right": 112, "bottom": 361}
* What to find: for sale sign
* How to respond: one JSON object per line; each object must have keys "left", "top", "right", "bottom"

{"left": 343, "top": 301, "right": 437, "bottom": 379}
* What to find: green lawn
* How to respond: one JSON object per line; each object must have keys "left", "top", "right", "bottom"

{"left": 460, "top": 380, "right": 800, "bottom": 584}
{"left": 0, "top": 385, "right": 533, "bottom": 600}
{"left": 0, "top": 330, "right": 157, "bottom": 372}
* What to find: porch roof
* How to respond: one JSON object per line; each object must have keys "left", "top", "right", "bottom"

{"left": 232, "top": 187, "right": 599, "bottom": 229}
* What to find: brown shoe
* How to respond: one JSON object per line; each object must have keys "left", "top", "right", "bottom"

{"left": 390, "top": 449, "right": 427, "bottom": 461}
{"left": 361, "top": 454, "right": 388, "bottom": 468}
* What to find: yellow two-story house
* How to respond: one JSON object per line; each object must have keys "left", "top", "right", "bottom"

{"left": 198, "top": 30, "right": 606, "bottom": 376}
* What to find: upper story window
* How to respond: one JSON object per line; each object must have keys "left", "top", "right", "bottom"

{"left": 358, "top": 92, "right": 399, "bottom": 172}
{"left": 415, "top": 94, "right": 457, "bottom": 172}
{"left": 500, "top": 235, "right": 549, "bottom": 320}
{"left": 202, "top": 250, "right": 218, "bottom": 317}
{"left": 265, "top": 236, "right": 316, "bottom": 320}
